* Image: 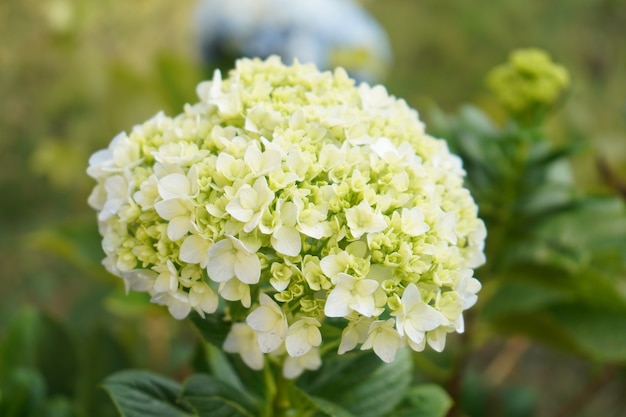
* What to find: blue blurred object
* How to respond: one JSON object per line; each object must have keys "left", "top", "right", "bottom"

{"left": 193, "top": 0, "right": 392, "bottom": 83}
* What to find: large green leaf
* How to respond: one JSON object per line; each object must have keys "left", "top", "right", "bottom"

{"left": 288, "top": 384, "right": 355, "bottom": 417}
{"left": 538, "top": 197, "right": 626, "bottom": 250}
{"left": 484, "top": 309, "right": 584, "bottom": 357}
{"left": 25, "top": 218, "right": 110, "bottom": 282}
{"left": 76, "top": 325, "right": 131, "bottom": 417}
{"left": 201, "top": 343, "right": 249, "bottom": 398}
{"left": 485, "top": 296, "right": 626, "bottom": 362}
{"left": 0, "top": 308, "right": 78, "bottom": 397}
{"left": 154, "top": 52, "right": 201, "bottom": 114}
{"left": 298, "top": 351, "right": 381, "bottom": 397}
{"left": 189, "top": 344, "right": 261, "bottom": 410}
{"left": 547, "top": 304, "right": 626, "bottom": 362}
{"left": 390, "top": 384, "right": 452, "bottom": 417}
{"left": 40, "top": 397, "right": 76, "bottom": 417}
{"left": 0, "top": 367, "right": 47, "bottom": 417}
{"left": 102, "top": 370, "right": 194, "bottom": 417}
{"left": 336, "top": 348, "right": 413, "bottom": 417}
{"left": 481, "top": 279, "right": 571, "bottom": 322}
{"left": 178, "top": 374, "right": 257, "bottom": 417}
{"left": 189, "top": 312, "right": 231, "bottom": 348}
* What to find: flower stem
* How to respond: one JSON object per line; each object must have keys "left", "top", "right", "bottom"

{"left": 554, "top": 365, "right": 619, "bottom": 417}
{"left": 263, "top": 358, "right": 292, "bottom": 417}
{"left": 273, "top": 365, "right": 292, "bottom": 417}
{"left": 262, "top": 362, "right": 277, "bottom": 417}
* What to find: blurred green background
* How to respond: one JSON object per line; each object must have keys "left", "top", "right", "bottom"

{"left": 1, "top": 0, "right": 625, "bottom": 416}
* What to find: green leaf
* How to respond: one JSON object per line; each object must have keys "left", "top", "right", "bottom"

{"left": 0, "top": 308, "right": 78, "bottom": 397}
{"left": 459, "top": 371, "right": 488, "bottom": 417}
{"left": 0, "top": 309, "right": 39, "bottom": 379}
{"left": 196, "top": 344, "right": 261, "bottom": 408}
{"left": 484, "top": 293, "right": 626, "bottom": 362}
{"left": 542, "top": 198, "right": 626, "bottom": 247}
{"left": 501, "top": 386, "right": 537, "bottom": 417}
{"left": 391, "top": 384, "right": 452, "bottom": 417}
{"left": 102, "top": 370, "right": 194, "bottom": 417}
{"left": 189, "top": 312, "right": 231, "bottom": 348}
{"left": 548, "top": 304, "right": 626, "bottom": 362}
{"left": 154, "top": 53, "right": 201, "bottom": 114}
{"left": 40, "top": 397, "right": 76, "bottom": 417}
{"left": 481, "top": 279, "right": 571, "bottom": 322}
{"left": 298, "top": 351, "right": 381, "bottom": 396}
{"left": 179, "top": 374, "right": 257, "bottom": 417}
{"left": 484, "top": 310, "right": 584, "bottom": 357}
{"left": 516, "top": 183, "right": 578, "bottom": 216}
{"left": 526, "top": 140, "right": 587, "bottom": 168}
{"left": 76, "top": 325, "right": 131, "bottom": 417}
{"left": 337, "top": 348, "right": 413, "bottom": 417}
{"left": 36, "top": 314, "right": 79, "bottom": 397}
{"left": 25, "top": 218, "right": 110, "bottom": 282}
{"left": 288, "top": 385, "right": 355, "bottom": 417}
{"left": 0, "top": 367, "right": 47, "bottom": 417}
{"left": 203, "top": 343, "right": 245, "bottom": 393}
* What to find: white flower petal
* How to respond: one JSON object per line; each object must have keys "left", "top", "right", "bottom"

{"left": 223, "top": 323, "right": 265, "bottom": 370}
{"left": 373, "top": 337, "right": 399, "bottom": 363}
{"left": 271, "top": 226, "right": 301, "bottom": 257}
{"left": 324, "top": 286, "right": 352, "bottom": 317}
{"left": 158, "top": 173, "right": 190, "bottom": 200}
{"left": 401, "top": 284, "right": 421, "bottom": 308}
{"left": 226, "top": 199, "right": 254, "bottom": 222}
{"left": 167, "top": 216, "right": 190, "bottom": 241}
{"left": 350, "top": 294, "right": 376, "bottom": 317}
{"left": 206, "top": 239, "right": 236, "bottom": 282}
{"left": 234, "top": 251, "right": 261, "bottom": 284}
{"left": 154, "top": 199, "right": 188, "bottom": 220}
{"left": 246, "top": 306, "right": 279, "bottom": 333}
{"left": 286, "top": 332, "right": 312, "bottom": 357}
{"left": 179, "top": 235, "right": 211, "bottom": 264}
{"left": 338, "top": 326, "right": 359, "bottom": 355}
{"left": 218, "top": 279, "right": 251, "bottom": 307}
{"left": 401, "top": 207, "right": 429, "bottom": 237}
{"left": 427, "top": 328, "right": 448, "bottom": 353}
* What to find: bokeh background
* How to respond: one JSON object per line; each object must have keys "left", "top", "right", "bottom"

{"left": 1, "top": 0, "right": 625, "bottom": 416}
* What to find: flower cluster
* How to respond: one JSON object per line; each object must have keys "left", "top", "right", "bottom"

{"left": 487, "top": 48, "right": 570, "bottom": 117}
{"left": 88, "top": 56, "right": 486, "bottom": 378}
{"left": 194, "top": 0, "right": 392, "bottom": 83}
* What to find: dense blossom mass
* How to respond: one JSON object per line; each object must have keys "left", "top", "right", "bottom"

{"left": 88, "top": 56, "right": 486, "bottom": 378}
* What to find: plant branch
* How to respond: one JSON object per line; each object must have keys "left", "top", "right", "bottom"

{"left": 484, "top": 337, "right": 530, "bottom": 386}
{"left": 553, "top": 364, "right": 619, "bottom": 417}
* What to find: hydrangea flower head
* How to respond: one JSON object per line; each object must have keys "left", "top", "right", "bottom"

{"left": 194, "top": 0, "right": 392, "bottom": 83}
{"left": 487, "top": 48, "right": 570, "bottom": 117}
{"left": 88, "top": 56, "right": 486, "bottom": 378}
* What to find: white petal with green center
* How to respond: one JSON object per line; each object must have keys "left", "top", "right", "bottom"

{"left": 325, "top": 273, "right": 379, "bottom": 318}
{"left": 396, "top": 284, "right": 446, "bottom": 345}
{"left": 400, "top": 207, "right": 430, "bottom": 237}
{"left": 345, "top": 200, "right": 386, "bottom": 238}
